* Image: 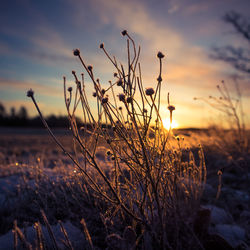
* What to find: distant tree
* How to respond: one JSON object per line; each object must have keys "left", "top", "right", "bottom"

{"left": 212, "top": 11, "right": 250, "bottom": 76}
{"left": 10, "top": 107, "right": 16, "bottom": 118}
{"left": 0, "top": 103, "right": 6, "bottom": 118}
{"left": 18, "top": 106, "right": 28, "bottom": 120}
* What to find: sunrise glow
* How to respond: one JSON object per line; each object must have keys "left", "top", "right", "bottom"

{"left": 163, "top": 118, "right": 179, "bottom": 130}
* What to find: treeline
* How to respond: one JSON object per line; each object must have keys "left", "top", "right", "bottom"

{"left": 0, "top": 103, "right": 77, "bottom": 128}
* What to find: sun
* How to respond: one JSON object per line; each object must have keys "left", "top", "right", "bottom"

{"left": 162, "top": 118, "right": 179, "bottom": 130}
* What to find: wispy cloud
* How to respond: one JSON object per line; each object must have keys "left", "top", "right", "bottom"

{"left": 0, "top": 20, "right": 74, "bottom": 66}
{"left": 86, "top": 0, "right": 228, "bottom": 89}
{"left": 183, "top": 2, "right": 210, "bottom": 15}
{"left": 168, "top": 0, "right": 180, "bottom": 14}
{"left": 0, "top": 78, "right": 62, "bottom": 97}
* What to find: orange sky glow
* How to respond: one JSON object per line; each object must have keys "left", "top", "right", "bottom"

{"left": 0, "top": 0, "right": 249, "bottom": 128}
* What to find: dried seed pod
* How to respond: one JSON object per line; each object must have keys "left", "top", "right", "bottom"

{"left": 102, "top": 97, "right": 109, "bottom": 104}
{"left": 145, "top": 88, "right": 155, "bottom": 96}
{"left": 117, "top": 79, "right": 123, "bottom": 86}
{"left": 73, "top": 49, "right": 80, "bottom": 56}
{"left": 157, "top": 51, "right": 164, "bottom": 59}
{"left": 118, "top": 94, "right": 125, "bottom": 102}
{"left": 27, "top": 89, "right": 34, "bottom": 97}
{"left": 121, "top": 30, "right": 127, "bottom": 36}
{"left": 168, "top": 105, "right": 175, "bottom": 111}
{"left": 126, "top": 97, "right": 133, "bottom": 103}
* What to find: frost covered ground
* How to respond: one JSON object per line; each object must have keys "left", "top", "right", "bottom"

{"left": 0, "top": 127, "right": 249, "bottom": 249}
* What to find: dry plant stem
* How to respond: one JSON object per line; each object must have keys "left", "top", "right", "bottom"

{"left": 70, "top": 123, "right": 144, "bottom": 223}
{"left": 29, "top": 94, "right": 119, "bottom": 204}
{"left": 34, "top": 222, "right": 46, "bottom": 250}
{"left": 101, "top": 47, "right": 123, "bottom": 75}
{"left": 13, "top": 221, "right": 18, "bottom": 250}
{"left": 58, "top": 221, "right": 74, "bottom": 250}
{"left": 128, "top": 98, "right": 165, "bottom": 245}
{"left": 41, "top": 210, "right": 59, "bottom": 250}
{"left": 80, "top": 218, "right": 94, "bottom": 250}
{"left": 28, "top": 31, "right": 206, "bottom": 249}
{"left": 13, "top": 221, "right": 32, "bottom": 250}
{"left": 197, "top": 79, "right": 247, "bottom": 152}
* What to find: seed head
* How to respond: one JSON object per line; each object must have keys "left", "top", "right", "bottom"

{"left": 100, "top": 43, "right": 104, "bottom": 49}
{"left": 118, "top": 93, "right": 125, "bottom": 102}
{"left": 121, "top": 30, "right": 127, "bottom": 36}
{"left": 168, "top": 105, "right": 175, "bottom": 111}
{"left": 157, "top": 76, "right": 162, "bottom": 82}
{"left": 106, "top": 150, "right": 111, "bottom": 156}
{"left": 145, "top": 88, "right": 155, "bottom": 96}
{"left": 93, "top": 92, "right": 97, "bottom": 97}
{"left": 27, "top": 89, "right": 34, "bottom": 97}
{"left": 67, "top": 87, "right": 72, "bottom": 92}
{"left": 87, "top": 65, "right": 93, "bottom": 71}
{"left": 73, "top": 49, "right": 80, "bottom": 56}
{"left": 126, "top": 97, "right": 132, "bottom": 103}
{"left": 117, "top": 79, "right": 123, "bottom": 86}
{"left": 102, "top": 97, "right": 109, "bottom": 104}
{"left": 101, "top": 89, "right": 106, "bottom": 95}
{"left": 157, "top": 52, "right": 165, "bottom": 59}
{"left": 114, "top": 72, "right": 118, "bottom": 77}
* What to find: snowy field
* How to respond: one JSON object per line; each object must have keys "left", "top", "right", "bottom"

{"left": 0, "top": 127, "right": 249, "bottom": 249}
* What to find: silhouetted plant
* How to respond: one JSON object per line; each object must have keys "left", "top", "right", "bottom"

{"left": 27, "top": 31, "right": 206, "bottom": 249}
{"left": 194, "top": 77, "right": 248, "bottom": 155}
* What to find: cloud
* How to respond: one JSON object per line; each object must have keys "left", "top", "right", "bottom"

{"left": 0, "top": 20, "right": 74, "bottom": 67}
{"left": 1, "top": 0, "right": 249, "bottom": 127}
{"left": 183, "top": 1, "right": 210, "bottom": 15}
{"left": 0, "top": 77, "right": 62, "bottom": 97}
{"left": 168, "top": 0, "right": 180, "bottom": 14}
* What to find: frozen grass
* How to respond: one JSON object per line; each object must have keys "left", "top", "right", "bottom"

{"left": 23, "top": 30, "right": 206, "bottom": 249}
{"left": 194, "top": 78, "right": 249, "bottom": 157}
{"left": 0, "top": 129, "right": 249, "bottom": 248}
{"left": 28, "top": 31, "right": 207, "bottom": 248}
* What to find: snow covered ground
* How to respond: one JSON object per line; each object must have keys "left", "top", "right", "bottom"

{"left": 0, "top": 128, "right": 249, "bottom": 249}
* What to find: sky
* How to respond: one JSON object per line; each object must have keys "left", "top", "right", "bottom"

{"left": 0, "top": 0, "right": 249, "bottom": 128}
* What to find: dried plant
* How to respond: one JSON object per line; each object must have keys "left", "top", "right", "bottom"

{"left": 194, "top": 76, "right": 248, "bottom": 155}
{"left": 27, "top": 31, "right": 206, "bottom": 248}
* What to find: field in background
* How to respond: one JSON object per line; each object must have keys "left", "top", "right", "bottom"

{"left": 0, "top": 127, "right": 249, "bottom": 248}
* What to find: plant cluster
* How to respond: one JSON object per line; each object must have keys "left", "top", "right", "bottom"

{"left": 194, "top": 77, "right": 248, "bottom": 155}
{"left": 27, "top": 31, "right": 206, "bottom": 249}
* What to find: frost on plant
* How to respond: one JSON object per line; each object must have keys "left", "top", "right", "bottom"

{"left": 28, "top": 31, "right": 206, "bottom": 248}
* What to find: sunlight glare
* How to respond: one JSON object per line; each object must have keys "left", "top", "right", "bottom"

{"left": 163, "top": 118, "right": 179, "bottom": 130}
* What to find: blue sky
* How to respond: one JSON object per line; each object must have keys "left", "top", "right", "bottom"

{"left": 0, "top": 0, "right": 249, "bottom": 128}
